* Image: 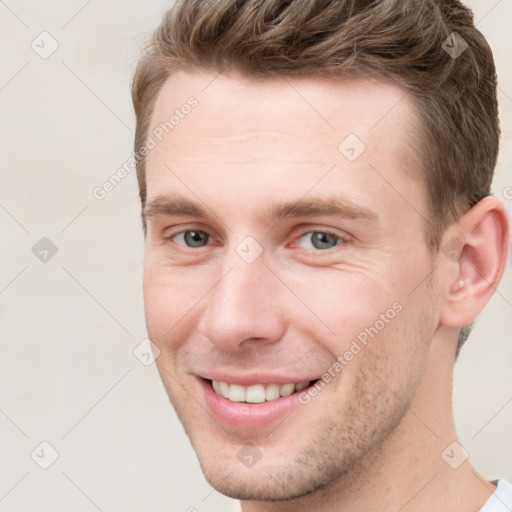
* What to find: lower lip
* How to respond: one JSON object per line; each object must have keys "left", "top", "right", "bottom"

{"left": 200, "top": 378, "right": 306, "bottom": 430}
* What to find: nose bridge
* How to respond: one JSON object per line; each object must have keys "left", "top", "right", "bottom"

{"left": 214, "top": 249, "right": 272, "bottom": 322}
{"left": 199, "top": 245, "right": 285, "bottom": 350}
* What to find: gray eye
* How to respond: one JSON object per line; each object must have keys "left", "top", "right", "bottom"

{"left": 180, "top": 230, "right": 209, "bottom": 247}
{"left": 304, "top": 231, "right": 339, "bottom": 250}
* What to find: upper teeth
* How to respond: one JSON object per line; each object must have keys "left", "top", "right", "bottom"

{"left": 211, "top": 380, "right": 310, "bottom": 403}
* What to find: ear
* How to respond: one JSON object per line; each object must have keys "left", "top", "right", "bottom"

{"left": 438, "top": 196, "right": 510, "bottom": 328}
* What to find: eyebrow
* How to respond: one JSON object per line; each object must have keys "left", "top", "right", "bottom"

{"left": 263, "top": 196, "right": 378, "bottom": 223}
{"left": 144, "top": 195, "right": 210, "bottom": 220}
{"left": 143, "top": 193, "right": 379, "bottom": 224}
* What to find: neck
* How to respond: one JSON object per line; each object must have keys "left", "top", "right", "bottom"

{"left": 241, "top": 330, "right": 496, "bottom": 512}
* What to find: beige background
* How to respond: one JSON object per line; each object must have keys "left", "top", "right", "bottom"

{"left": 1, "top": 1, "right": 510, "bottom": 511}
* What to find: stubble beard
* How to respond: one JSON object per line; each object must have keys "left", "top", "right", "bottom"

{"left": 188, "top": 363, "right": 418, "bottom": 503}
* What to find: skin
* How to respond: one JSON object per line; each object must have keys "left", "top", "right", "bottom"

{"left": 142, "top": 70, "right": 510, "bottom": 511}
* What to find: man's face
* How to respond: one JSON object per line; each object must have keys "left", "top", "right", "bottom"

{"left": 143, "top": 71, "right": 440, "bottom": 500}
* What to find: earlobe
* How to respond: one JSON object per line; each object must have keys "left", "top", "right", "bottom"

{"left": 439, "top": 196, "right": 510, "bottom": 328}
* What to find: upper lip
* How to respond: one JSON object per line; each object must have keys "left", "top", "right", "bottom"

{"left": 196, "top": 371, "right": 320, "bottom": 386}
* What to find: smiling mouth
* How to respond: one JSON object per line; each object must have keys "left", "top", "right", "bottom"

{"left": 208, "top": 379, "right": 319, "bottom": 403}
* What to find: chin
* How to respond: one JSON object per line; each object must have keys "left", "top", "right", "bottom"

{"left": 189, "top": 435, "right": 356, "bottom": 502}
{"left": 199, "top": 460, "right": 323, "bottom": 501}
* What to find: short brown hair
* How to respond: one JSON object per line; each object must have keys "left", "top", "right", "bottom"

{"left": 132, "top": 0, "right": 500, "bottom": 353}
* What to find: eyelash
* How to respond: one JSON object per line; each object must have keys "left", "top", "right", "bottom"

{"left": 165, "top": 227, "right": 348, "bottom": 252}
{"left": 294, "top": 229, "right": 345, "bottom": 250}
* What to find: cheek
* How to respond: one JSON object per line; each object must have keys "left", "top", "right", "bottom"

{"left": 282, "top": 269, "right": 404, "bottom": 347}
{"left": 142, "top": 262, "right": 200, "bottom": 346}
{"left": 283, "top": 259, "right": 434, "bottom": 369}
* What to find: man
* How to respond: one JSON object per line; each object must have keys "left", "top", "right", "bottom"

{"left": 132, "top": 1, "right": 511, "bottom": 510}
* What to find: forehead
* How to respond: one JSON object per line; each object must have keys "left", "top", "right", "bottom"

{"left": 145, "top": 70, "right": 426, "bottom": 228}
{"left": 149, "top": 70, "right": 417, "bottom": 156}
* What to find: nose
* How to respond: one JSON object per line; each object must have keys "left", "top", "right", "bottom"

{"left": 197, "top": 250, "right": 286, "bottom": 352}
